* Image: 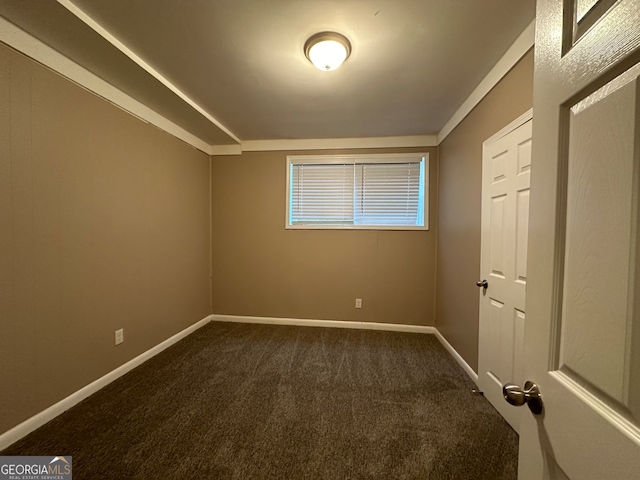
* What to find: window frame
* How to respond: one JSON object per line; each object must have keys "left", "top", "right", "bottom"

{"left": 285, "top": 153, "right": 429, "bottom": 231}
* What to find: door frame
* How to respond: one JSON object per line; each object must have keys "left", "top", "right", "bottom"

{"left": 481, "top": 109, "right": 532, "bottom": 152}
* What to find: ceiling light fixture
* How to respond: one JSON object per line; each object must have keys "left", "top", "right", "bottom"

{"left": 304, "top": 32, "right": 351, "bottom": 72}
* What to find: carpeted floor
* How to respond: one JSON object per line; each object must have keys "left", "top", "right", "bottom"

{"left": 2, "top": 322, "right": 518, "bottom": 479}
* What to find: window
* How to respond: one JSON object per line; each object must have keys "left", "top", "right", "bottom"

{"left": 286, "top": 153, "right": 428, "bottom": 230}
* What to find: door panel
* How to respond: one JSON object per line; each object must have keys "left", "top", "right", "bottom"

{"left": 515, "top": 190, "right": 529, "bottom": 285}
{"left": 491, "top": 195, "right": 507, "bottom": 279}
{"left": 493, "top": 150, "right": 508, "bottom": 182}
{"left": 517, "top": 138, "right": 532, "bottom": 174}
{"left": 513, "top": 309, "right": 526, "bottom": 388}
{"left": 560, "top": 71, "right": 639, "bottom": 412}
{"left": 575, "top": 0, "right": 599, "bottom": 27}
{"left": 520, "top": 0, "right": 640, "bottom": 478}
{"left": 478, "top": 114, "right": 532, "bottom": 433}
{"left": 489, "top": 299, "right": 507, "bottom": 380}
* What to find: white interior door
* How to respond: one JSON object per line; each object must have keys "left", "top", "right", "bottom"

{"left": 518, "top": 0, "right": 640, "bottom": 478}
{"left": 478, "top": 113, "right": 532, "bottom": 433}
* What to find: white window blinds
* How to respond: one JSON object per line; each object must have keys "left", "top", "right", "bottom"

{"left": 288, "top": 154, "right": 427, "bottom": 229}
{"left": 354, "top": 162, "right": 422, "bottom": 226}
{"left": 290, "top": 163, "right": 355, "bottom": 224}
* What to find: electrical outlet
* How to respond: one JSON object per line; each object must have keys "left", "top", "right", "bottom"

{"left": 115, "top": 328, "right": 124, "bottom": 345}
{"left": 355, "top": 298, "right": 362, "bottom": 309}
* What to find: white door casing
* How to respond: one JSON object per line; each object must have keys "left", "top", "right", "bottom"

{"left": 478, "top": 112, "right": 533, "bottom": 433}
{"left": 520, "top": 0, "right": 640, "bottom": 478}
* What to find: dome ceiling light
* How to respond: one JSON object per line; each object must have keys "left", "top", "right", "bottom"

{"left": 304, "top": 32, "right": 352, "bottom": 72}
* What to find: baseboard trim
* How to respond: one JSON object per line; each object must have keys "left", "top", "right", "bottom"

{"left": 0, "top": 315, "right": 213, "bottom": 451}
{"left": 211, "top": 314, "right": 435, "bottom": 334}
{"left": 433, "top": 329, "right": 479, "bottom": 384}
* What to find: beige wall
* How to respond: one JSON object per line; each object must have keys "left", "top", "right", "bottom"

{"left": 0, "top": 32, "right": 530, "bottom": 438}
{"left": 211, "top": 147, "right": 438, "bottom": 326}
{"left": 0, "top": 44, "right": 211, "bottom": 435}
{"left": 436, "top": 50, "right": 534, "bottom": 372}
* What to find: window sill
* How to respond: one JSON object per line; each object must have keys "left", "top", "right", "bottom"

{"left": 285, "top": 224, "right": 429, "bottom": 231}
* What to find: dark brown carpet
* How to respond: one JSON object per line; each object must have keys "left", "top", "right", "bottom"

{"left": 2, "top": 322, "right": 518, "bottom": 479}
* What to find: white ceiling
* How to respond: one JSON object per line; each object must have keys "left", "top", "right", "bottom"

{"left": 0, "top": 0, "right": 535, "bottom": 147}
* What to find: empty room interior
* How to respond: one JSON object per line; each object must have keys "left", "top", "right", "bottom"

{"left": 2, "top": 1, "right": 640, "bottom": 479}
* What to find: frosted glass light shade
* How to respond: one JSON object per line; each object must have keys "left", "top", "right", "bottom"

{"left": 304, "top": 32, "right": 351, "bottom": 71}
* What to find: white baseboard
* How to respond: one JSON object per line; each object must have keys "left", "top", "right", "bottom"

{"left": 211, "top": 314, "right": 435, "bottom": 334}
{"left": 0, "top": 315, "right": 213, "bottom": 451}
{"left": 433, "top": 329, "right": 479, "bottom": 384}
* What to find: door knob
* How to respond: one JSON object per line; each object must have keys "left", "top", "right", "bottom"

{"left": 476, "top": 279, "right": 488, "bottom": 289}
{"left": 502, "top": 381, "right": 543, "bottom": 414}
